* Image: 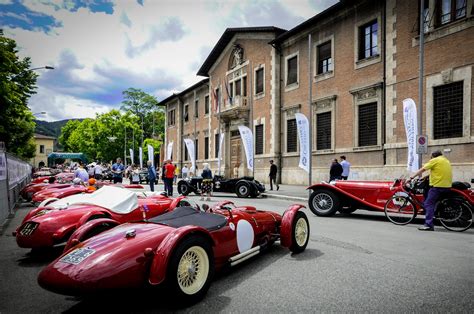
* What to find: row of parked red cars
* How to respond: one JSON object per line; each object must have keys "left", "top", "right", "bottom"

{"left": 15, "top": 173, "right": 310, "bottom": 303}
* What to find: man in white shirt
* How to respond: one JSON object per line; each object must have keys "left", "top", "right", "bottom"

{"left": 182, "top": 164, "right": 189, "bottom": 179}
{"left": 340, "top": 155, "right": 351, "bottom": 180}
{"left": 94, "top": 163, "right": 103, "bottom": 180}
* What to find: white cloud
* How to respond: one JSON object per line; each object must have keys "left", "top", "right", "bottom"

{"left": 6, "top": 0, "right": 337, "bottom": 121}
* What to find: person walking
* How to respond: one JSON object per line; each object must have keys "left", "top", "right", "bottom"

{"left": 269, "top": 160, "right": 279, "bottom": 191}
{"left": 147, "top": 160, "right": 157, "bottom": 192}
{"left": 410, "top": 150, "right": 452, "bottom": 231}
{"left": 111, "top": 158, "right": 125, "bottom": 184}
{"left": 340, "top": 156, "right": 351, "bottom": 180}
{"left": 93, "top": 163, "right": 103, "bottom": 180}
{"left": 164, "top": 160, "right": 175, "bottom": 196}
{"left": 131, "top": 165, "right": 140, "bottom": 184}
{"left": 74, "top": 162, "right": 89, "bottom": 183}
{"left": 200, "top": 163, "right": 213, "bottom": 201}
{"left": 329, "top": 159, "right": 343, "bottom": 181}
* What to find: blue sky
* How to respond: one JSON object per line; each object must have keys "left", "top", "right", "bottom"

{"left": 1, "top": 0, "right": 338, "bottom": 121}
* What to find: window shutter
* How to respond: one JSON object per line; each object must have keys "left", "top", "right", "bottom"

{"left": 287, "top": 119, "right": 297, "bottom": 152}
{"left": 358, "top": 103, "right": 378, "bottom": 146}
{"left": 316, "top": 112, "right": 331, "bottom": 150}
{"left": 255, "top": 125, "right": 264, "bottom": 155}
{"left": 433, "top": 81, "right": 463, "bottom": 139}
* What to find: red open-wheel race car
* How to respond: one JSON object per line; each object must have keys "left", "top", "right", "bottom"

{"left": 14, "top": 186, "right": 185, "bottom": 249}
{"left": 38, "top": 200, "right": 310, "bottom": 303}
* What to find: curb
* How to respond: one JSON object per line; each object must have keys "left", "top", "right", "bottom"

{"left": 262, "top": 193, "right": 307, "bottom": 202}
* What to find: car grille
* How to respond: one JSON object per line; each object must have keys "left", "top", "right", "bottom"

{"left": 19, "top": 222, "right": 38, "bottom": 236}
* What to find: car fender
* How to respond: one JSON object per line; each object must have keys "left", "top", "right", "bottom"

{"left": 168, "top": 195, "right": 187, "bottom": 210}
{"left": 148, "top": 225, "right": 214, "bottom": 285}
{"left": 77, "top": 210, "right": 111, "bottom": 228}
{"left": 38, "top": 197, "right": 59, "bottom": 208}
{"left": 280, "top": 204, "right": 306, "bottom": 248}
{"left": 64, "top": 218, "right": 120, "bottom": 252}
{"left": 52, "top": 224, "right": 77, "bottom": 242}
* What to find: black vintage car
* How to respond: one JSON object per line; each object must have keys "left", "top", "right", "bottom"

{"left": 177, "top": 175, "right": 265, "bottom": 198}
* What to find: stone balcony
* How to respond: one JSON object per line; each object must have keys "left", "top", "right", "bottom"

{"left": 215, "top": 95, "right": 249, "bottom": 122}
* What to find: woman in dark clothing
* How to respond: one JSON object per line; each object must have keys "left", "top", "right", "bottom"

{"left": 200, "top": 163, "right": 213, "bottom": 201}
{"left": 147, "top": 160, "right": 157, "bottom": 192}
{"left": 329, "top": 159, "right": 343, "bottom": 182}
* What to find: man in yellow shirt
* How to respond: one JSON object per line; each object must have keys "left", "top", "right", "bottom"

{"left": 410, "top": 150, "right": 452, "bottom": 231}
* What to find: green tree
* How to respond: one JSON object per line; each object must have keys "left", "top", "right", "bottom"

{"left": 59, "top": 120, "right": 81, "bottom": 151}
{"left": 0, "top": 30, "right": 37, "bottom": 159}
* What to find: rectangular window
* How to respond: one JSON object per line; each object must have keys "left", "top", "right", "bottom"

{"left": 229, "top": 82, "right": 234, "bottom": 99}
{"left": 204, "top": 95, "right": 209, "bottom": 115}
{"left": 255, "top": 68, "right": 264, "bottom": 94}
{"left": 215, "top": 133, "right": 220, "bottom": 158}
{"left": 433, "top": 81, "right": 463, "bottom": 139}
{"left": 316, "top": 112, "right": 332, "bottom": 150}
{"left": 216, "top": 88, "right": 220, "bottom": 109}
{"left": 184, "top": 140, "right": 189, "bottom": 161}
{"left": 359, "top": 20, "right": 378, "bottom": 60}
{"left": 317, "top": 41, "right": 332, "bottom": 74}
{"left": 235, "top": 79, "right": 241, "bottom": 96}
{"left": 40, "top": 145, "right": 45, "bottom": 154}
{"left": 167, "top": 109, "right": 175, "bottom": 126}
{"left": 358, "top": 102, "right": 378, "bottom": 146}
{"left": 204, "top": 137, "right": 209, "bottom": 159}
{"left": 255, "top": 124, "right": 264, "bottom": 155}
{"left": 184, "top": 105, "right": 189, "bottom": 122}
{"left": 194, "top": 99, "right": 198, "bottom": 118}
{"left": 286, "top": 119, "right": 297, "bottom": 152}
{"left": 287, "top": 56, "right": 298, "bottom": 85}
{"left": 437, "top": 0, "right": 467, "bottom": 26}
{"left": 195, "top": 139, "right": 199, "bottom": 160}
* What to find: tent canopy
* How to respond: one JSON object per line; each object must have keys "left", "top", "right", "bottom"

{"left": 48, "top": 152, "right": 88, "bottom": 163}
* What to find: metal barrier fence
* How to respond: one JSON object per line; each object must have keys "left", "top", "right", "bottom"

{"left": 0, "top": 148, "right": 32, "bottom": 230}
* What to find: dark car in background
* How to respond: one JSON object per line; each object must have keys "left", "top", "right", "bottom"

{"left": 177, "top": 175, "right": 265, "bottom": 198}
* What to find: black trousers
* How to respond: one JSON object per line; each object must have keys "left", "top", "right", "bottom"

{"left": 269, "top": 175, "right": 277, "bottom": 190}
{"left": 113, "top": 177, "right": 123, "bottom": 184}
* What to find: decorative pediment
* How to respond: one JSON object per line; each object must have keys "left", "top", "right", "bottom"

{"left": 228, "top": 44, "right": 244, "bottom": 70}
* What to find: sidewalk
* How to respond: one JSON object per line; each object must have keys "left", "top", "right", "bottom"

{"left": 261, "top": 184, "right": 310, "bottom": 201}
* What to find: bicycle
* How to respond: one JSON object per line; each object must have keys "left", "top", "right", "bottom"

{"left": 384, "top": 177, "right": 473, "bottom": 232}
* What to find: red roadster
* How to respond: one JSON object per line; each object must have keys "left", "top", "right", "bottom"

{"left": 38, "top": 200, "right": 310, "bottom": 303}
{"left": 32, "top": 185, "right": 92, "bottom": 203}
{"left": 307, "top": 179, "right": 473, "bottom": 217}
{"left": 21, "top": 183, "right": 72, "bottom": 201}
{"left": 14, "top": 186, "right": 184, "bottom": 249}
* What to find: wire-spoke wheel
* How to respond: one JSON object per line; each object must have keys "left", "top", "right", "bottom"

{"left": 177, "top": 246, "right": 209, "bottom": 295}
{"left": 308, "top": 190, "right": 340, "bottom": 216}
{"left": 384, "top": 195, "right": 416, "bottom": 225}
{"left": 290, "top": 211, "right": 310, "bottom": 253}
{"left": 437, "top": 198, "right": 473, "bottom": 232}
{"left": 167, "top": 236, "right": 214, "bottom": 303}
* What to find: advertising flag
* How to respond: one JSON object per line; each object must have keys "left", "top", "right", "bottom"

{"left": 147, "top": 145, "right": 154, "bottom": 166}
{"left": 139, "top": 147, "right": 143, "bottom": 168}
{"left": 403, "top": 98, "right": 419, "bottom": 172}
{"left": 166, "top": 141, "right": 173, "bottom": 160}
{"left": 295, "top": 113, "right": 310, "bottom": 173}
{"left": 129, "top": 148, "right": 134, "bottom": 165}
{"left": 238, "top": 125, "right": 254, "bottom": 170}
{"left": 183, "top": 138, "right": 196, "bottom": 173}
{"left": 217, "top": 132, "right": 225, "bottom": 171}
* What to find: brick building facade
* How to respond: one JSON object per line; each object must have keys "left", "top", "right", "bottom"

{"left": 162, "top": 0, "right": 474, "bottom": 185}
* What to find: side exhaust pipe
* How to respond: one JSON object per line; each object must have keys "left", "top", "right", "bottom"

{"left": 229, "top": 244, "right": 265, "bottom": 267}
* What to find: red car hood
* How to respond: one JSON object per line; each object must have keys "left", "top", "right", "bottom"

{"left": 38, "top": 222, "right": 173, "bottom": 294}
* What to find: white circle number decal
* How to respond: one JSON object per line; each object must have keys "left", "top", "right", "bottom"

{"left": 236, "top": 219, "right": 254, "bottom": 253}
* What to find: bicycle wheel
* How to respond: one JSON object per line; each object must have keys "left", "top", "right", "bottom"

{"left": 437, "top": 198, "right": 473, "bottom": 232}
{"left": 384, "top": 195, "right": 417, "bottom": 225}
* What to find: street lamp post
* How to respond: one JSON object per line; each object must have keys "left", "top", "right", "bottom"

{"left": 30, "top": 66, "right": 54, "bottom": 71}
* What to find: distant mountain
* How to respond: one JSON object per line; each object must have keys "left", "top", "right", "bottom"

{"left": 34, "top": 119, "right": 83, "bottom": 138}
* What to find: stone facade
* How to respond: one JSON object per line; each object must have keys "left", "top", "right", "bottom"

{"left": 162, "top": 0, "right": 474, "bottom": 184}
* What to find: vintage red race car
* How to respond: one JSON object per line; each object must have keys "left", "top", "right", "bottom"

{"left": 14, "top": 186, "right": 184, "bottom": 249}
{"left": 32, "top": 185, "right": 92, "bottom": 203}
{"left": 21, "top": 183, "right": 72, "bottom": 201}
{"left": 38, "top": 200, "right": 310, "bottom": 303}
{"left": 307, "top": 178, "right": 473, "bottom": 217}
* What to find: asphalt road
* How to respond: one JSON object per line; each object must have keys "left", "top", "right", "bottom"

{"left": 0, "top": 194, "right": 473, "bottom": 313}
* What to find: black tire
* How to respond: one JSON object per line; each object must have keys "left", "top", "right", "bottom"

{"left": 308, "top": 190, "right": 341, "bottom": 216}
{"left": 166, "top": 236, "right": 214, "bottom": 304}
{"left": 338, "top": 207, "right": 357, "bottom": 215}
{"left": 289, "top": 211, "right": 310, "bottom": 254}
{"left": 235, "top": 182, "right": 251, "bottom": 198}
{"left": 436, "top": 198, "right": 473, "bottom": 232}
{"left": 384, "top": 195, "right": 416, "bottom": 225}
{"left": 178, "top": 182, "right": 190, "bottom": 196}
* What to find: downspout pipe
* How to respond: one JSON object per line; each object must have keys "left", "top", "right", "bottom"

{"left": 270, "top": 42, "right": 283, "bottom": 185}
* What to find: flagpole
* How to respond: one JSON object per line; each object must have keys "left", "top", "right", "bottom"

{"left": 249, "top": 61, "right": 255, "bottom": 178}
{"left": 418, "top": 0, "right": 425, "bottom": 169}
{"left": 308, "top": 33, "right": 313, "bottom": 195}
